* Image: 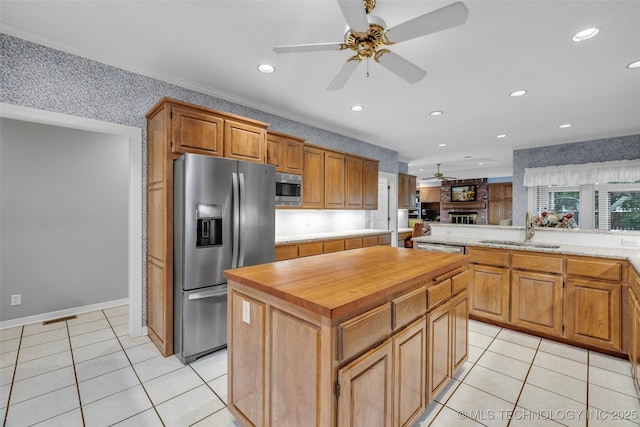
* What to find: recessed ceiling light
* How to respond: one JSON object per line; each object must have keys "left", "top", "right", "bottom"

{"left": 430, "top": 111, "right": 443, "bottom": 116}
{"left": 559, "top": 123, "right": 572, "bottom": 128}
{"left": 478, "top": 162, "right": 484, "bottom": 165}
{"left": 509, "top": 90, "right": 527, "bottom": 97}
{"left": 496, "top": 134, "right": 507, "bottom": 139}
{"left": 572, "top": 27, "right": 599, "bottom": 42}
{"left": 438, "top": 143, "right": 447, "bottom": 147}
{"left": 627, "top": 60, "right": 640, "bottom": 69}
{"left": 351, "top": 105, "right": 363, "bottom": 112}
{"left": 257, "top": 64, "right": 275, "bottom": 73}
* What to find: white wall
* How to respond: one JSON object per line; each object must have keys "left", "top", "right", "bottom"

{"left": 0, "top": 118, "right": 129, "bottom": 321}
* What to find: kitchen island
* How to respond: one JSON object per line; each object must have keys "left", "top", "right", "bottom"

{"left": 223, "top": 246, "right": 470, "bottom": 427}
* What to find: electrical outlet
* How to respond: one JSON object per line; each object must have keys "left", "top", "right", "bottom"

{"left": 11, "top": 294, "right": 21, "bottom": 306}
{"left": 621, "top": 237, "right": 640, "bottom": 248}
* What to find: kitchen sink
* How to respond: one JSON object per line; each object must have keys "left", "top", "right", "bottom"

{"left": 479, "top": 239, "right": 560, "bottom": 249}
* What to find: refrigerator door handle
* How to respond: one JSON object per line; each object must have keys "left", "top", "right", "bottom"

{"left": 231, "top": 172, "right": 240, "bottom": 268}
{"left": 187, "top": 288, "right": 228, "bottom": 300}
{"left": 238, "top": 172, "right": 246, "bottom": 267}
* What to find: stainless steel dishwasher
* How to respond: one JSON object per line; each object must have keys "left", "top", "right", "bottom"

{"left": 415, "top": 242, "right": 466, "bottom": 253}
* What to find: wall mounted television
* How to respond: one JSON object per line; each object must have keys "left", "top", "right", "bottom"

{"left": 451, "top": 185, "right": 477, "bottom": 202}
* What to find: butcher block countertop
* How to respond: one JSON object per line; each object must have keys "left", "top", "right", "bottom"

{"left": 223, "top": 246, "right": 469, "bottom": 321}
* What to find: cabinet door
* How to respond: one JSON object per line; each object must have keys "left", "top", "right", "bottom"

{"left": 171, "top": 104, "right": 224, "bottom": 155}
{"left": 469, "top": 264, "right": 510, "bottom": 323}
{"left": 345, "top": 156, "right": 363, "bottom": 209}
{"left": 393, "top": 318, "right": 426, "bottom": 427}
{"left": 566, "top": 278, "right": 622, "bottom": 351}
{"left": 451, "top": 290, "right": 469, "bottom": 373}
{"left": 266, "top": 132, "right": 304, "bottom": 174}
{"left": 408, "top": 175, "right": 417, "bottom": 209}
{"left": 634, "top": 296, "right": 640, "bottom": 390}
{"left": 363, "top": 160, "right": 379, "bottom": 210}
{"left": 398, "top": 174, "right": 409, "bottom": 209}
{"left": 224, "top": 119, "right": 266, "bottom": 163}
{"left": 325, "top": 151, "right": 346, "bottom": 208}
{"left": 302, "top": 146, "right": 324, "bottom": 208}
{"left": 427, "top": 302, "right": 451, "bottom": 402}
{"left": 511, "top": 271, "right": 563, "bottom": 336}
{"left": 337, "top": 340, "right": 393, "bottom": 427}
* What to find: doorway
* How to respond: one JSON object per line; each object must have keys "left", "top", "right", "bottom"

{"left": 0, "top": 103, "right": 143, "bottom": 337}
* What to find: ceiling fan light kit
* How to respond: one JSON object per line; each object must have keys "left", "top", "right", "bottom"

{"left": 273, "top": 0, "right": 469, "bottom": 90}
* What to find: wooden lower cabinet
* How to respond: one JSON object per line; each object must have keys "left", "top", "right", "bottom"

{"left": 511, "top": 271, "right": 563, "bottom": 336}
{"left": 469, "top": 264, "right": 510, "bottom": 323}
{"left": 451, "top": 290, "right": 469, "bottom": 373}
{"left": 628, "top": 287, "right": 640, "bottom": 392}
{"left": 338, "top": 340, "right": 394, "bottom": 427}
{"left": 393, "top": 318, "right": 427, "bottom": 427}
{"left": 275, "top": 233, "right": 392, "bottom": 260}
{"left": 566, "top": 278, "right": 622, "bottom": 351}
{"left": 427, "top": 302, "right": 451, "bottom": 400}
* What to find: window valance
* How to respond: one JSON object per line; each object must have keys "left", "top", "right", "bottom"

{"left": 523, "top": 159, "right": 640, "bottom": 187}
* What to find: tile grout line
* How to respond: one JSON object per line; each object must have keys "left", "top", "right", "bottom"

{"left": 66, "top": 319, "right": 87, "bottom": 427}
{"left": 506, "top": 339, "right": 542, "bottom": 427}
{"left": 2, "top": 326, "right": 24, "bottom": 427}
{"left": 102, "top": 308, "right": 167, "bottom": 427}
{"left": 433, "top": 326, "right": 502, "bottom": 427}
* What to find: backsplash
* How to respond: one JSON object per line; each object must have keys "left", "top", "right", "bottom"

{"left": 275, "top": 210, "right": 369, "bottom": 238}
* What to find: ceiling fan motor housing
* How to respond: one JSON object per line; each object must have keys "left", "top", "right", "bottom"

{"left": 343, "top": 15, "right": 391, "bottom": 60}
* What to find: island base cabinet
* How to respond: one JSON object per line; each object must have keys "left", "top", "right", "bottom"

{"left": 451, "top": 290, "right": 469, "bottom": 373}
{"left": 228, "top": 287, "right": 332, "bottom": 427}
{"left": 337, "top": 340, "right": 393, "bottom": 427}
{"left": 427, "top": 303, "right": 451, "bottom": 401}
{"left": 393, "top": 318, "right": 427, "bottom": 427}
{"left": 566, "top": 278, "right": 622, "bottom": 352}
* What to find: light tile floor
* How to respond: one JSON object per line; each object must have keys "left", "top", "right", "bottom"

{"left": 1, "top": 306, "right": 638, "bottom": 426}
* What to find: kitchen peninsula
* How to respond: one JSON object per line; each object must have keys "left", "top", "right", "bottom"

{"left": 223, "top": 246, "right": 470, "bottom": 427}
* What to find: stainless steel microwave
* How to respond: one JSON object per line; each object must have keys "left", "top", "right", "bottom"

{"left": 275, "top": 172, "right": 302, "bottom": 206}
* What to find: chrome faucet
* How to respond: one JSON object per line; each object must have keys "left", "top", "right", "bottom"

{"left": 524, "top": 211, "right": 535, "bottom": 244}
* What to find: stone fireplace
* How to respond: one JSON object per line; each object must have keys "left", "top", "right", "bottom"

{"left": 448, "top": 212, "right": 478, "bottom": 224}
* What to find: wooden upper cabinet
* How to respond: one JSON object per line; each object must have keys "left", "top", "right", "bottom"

{"left": 325, "top": 151, "right": 346, "bottom": 208}
{"left": 171, "top": 104, "right": 224, "bottom": 155}
{"left": 487, "top": 183, "right": 512, "bottom": 225}
{"left": 266, "top": 131, "right": 304, "bottom": 174}
{"left": 420, "top": 187, "right": 440, "bottom": 203}
{"left": 363, "top": 159, "right": 379, "bottom": 210}
{"left": 345, "top": 156, "right": 363, "bottom": 209}
{"left": 398, "top": 173, "right": 416, "bottom": 209}
{"left": 302, "top": 145, "right": 325, "bottom": 208}
{"left": 224, "top": 119, "right": 267, "bottom": 163}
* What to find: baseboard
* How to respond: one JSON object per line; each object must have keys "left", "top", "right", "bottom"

{"left": 0, "top": 298, "right": 129, "bottom": 330}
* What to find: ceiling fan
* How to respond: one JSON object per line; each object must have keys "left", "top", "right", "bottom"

{"left": 273, "top": 0, "right": 468, "bottom": 90}
{"left": 421, "top": 163, "right": 457, "bottom": 181}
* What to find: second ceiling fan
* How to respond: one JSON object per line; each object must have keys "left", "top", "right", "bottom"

{"left": 273, "top": 0, "right": 468, "bottom": 90}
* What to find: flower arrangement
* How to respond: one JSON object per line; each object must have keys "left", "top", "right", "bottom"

{"left": 533, "top": 210, "right": 578, "bottom": 228}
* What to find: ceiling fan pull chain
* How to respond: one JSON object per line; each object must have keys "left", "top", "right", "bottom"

{"left": 366, "top": 58, "right": 370, "bottom": 78}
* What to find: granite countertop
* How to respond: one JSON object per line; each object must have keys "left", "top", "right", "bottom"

{"left": 413, "top": 235, "right": 640, "bottom": 271}
{"left": 276, "top": 229, "right": 392, "bottom": 245}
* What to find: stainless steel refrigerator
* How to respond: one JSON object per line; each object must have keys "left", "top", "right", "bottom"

{"left": 173, "top": 153, "right": 275, "bottom": 364}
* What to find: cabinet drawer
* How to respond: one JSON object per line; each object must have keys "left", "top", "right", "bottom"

{"left": 275, "top": 244, "right": 298, "bottom": 261}
{"left": 452, "top": 269, "right": 470, "bottom": 295}
{"left": 566, "top": 257, "right": 623, "bottom": 281}
{"left": 324, "top": 239, "right": 345, "bottom": 253}
{"left": 298, "top": 242, "right": 323, "bottom": 257}
{"left": 344, "top": 237, "right": 363, "bottom": 250}
{"left": 362, "top": 236, "right": 379, "bottom": 247}
{"left": 338, "top": 303, "right": 392, "bottom": 361}
{"left": 392, "top": 286, "right": 427, "bottom": 330}
{"left": 512, "top": 253, "right": 563, "bottom": 274}
{"left": 377, "top": 234, "right": 391, "bottom": 246}
{"left": 468, "top": 247, "right": 510, "bottom": 267}
{"left": 428, "top": 279, "right": 452, "bottom": 310}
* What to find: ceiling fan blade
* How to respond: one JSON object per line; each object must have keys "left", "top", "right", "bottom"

{"left": 376, "top": 51, "right": 426, "bottom": 84}
{"left": 337, "top": 0, "right": 369, "bottom": 33}
{"left": 274, "top": 42, "right": 344, "bottom": 54}
{"left": 386, "top": 1, "right": 469, "bottom": 43}
{"left": 327, "top": 59, "right": 360, "bottom": 91}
